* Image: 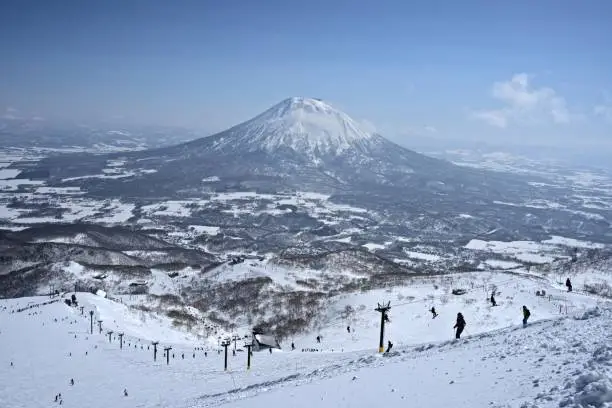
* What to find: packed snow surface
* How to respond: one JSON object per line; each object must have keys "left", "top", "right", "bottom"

{"left": 2, "top": 271, "right": 611, "bottom": 408}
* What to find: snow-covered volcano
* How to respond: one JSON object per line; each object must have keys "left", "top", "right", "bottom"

{"left": 39, "top": 96, "right": 539, "bottom": 210}
{"left": 211, "top": 97, "right": 377, "bottom": 156}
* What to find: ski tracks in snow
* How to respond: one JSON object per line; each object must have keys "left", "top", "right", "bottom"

{"left": 188, "top": 307, "right": 612, "bottom": 408}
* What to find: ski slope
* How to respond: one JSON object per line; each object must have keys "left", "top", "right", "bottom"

{"left": 221, "top": 307, "right": 612, "bottom": 408}
{"left": 289, "top": 271, "right": 599, "bottom": 353}
{"left": 1, "top": 271, "right": 611, "bottom": 408}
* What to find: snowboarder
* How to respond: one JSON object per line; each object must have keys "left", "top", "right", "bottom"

{"left": 566, "top": 278, "right": 573, "bottom": 292}
{"left": 454, "top": 313, "right": 466, "bottom": 339}
{"left": 347, "top": 325, "right": 351, "bottom": 333}
{"left": 430, "top": 307, "right": 438, "bottom": 318}
{"left": 291, "top": 342, "right": 295, "bottom": 351}
{"left": 522, "top": 306, "right": 531, "bottom": 326}
{"left": 123, "top": 388, "right": 128, "bottom": 397}
{"left": 316, "top": 335, "right": 321, "bottom": 343}
{"left": 490, "top": 293, "right": 497, "bottom": 307}
{"left": 70, "top": 378, "right": 74, "bottom": 386}
{"left": 385, "top": 340, "right": 393, "bottom": 353}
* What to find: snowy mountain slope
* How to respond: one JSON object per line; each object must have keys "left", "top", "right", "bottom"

{"left": 20, "top": 97, "right": 610, "bottom": 249}
{"left": 1, "top": 274, "right": 611, "bottom": 408}
{"left": 36, "top": 97, "right": 529, "bottom": 200}
{"left": 218, "top": 307, "right": 612, "bottom": 408}
{"left": 288, "top": 270, "right": 603, "bottom": 352}
{"left": 207, "top": 97, "right": 377, "bottom": 156}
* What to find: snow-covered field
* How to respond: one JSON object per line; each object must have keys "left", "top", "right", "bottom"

{"left": 465, "top": 236, "right": 604, "bottom": 265}
{"left": 2, "top": 271, "right": 611, "bottom": 408}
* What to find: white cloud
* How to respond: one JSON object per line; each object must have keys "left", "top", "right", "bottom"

{"left": 472, "top": 73, "right": 572, "bottom": 128}
{"left": 471, "top": 110, "right": 508, "bottom": 128}
{"left": 2, "top": 107, "right": 20, "bottom": 120}
{"left": 424, "top": 125, "right": 438, "bottom": 133}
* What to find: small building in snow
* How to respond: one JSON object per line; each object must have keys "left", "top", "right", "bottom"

{"left": 251, "top": 331, "right": 280, "bottom": 351}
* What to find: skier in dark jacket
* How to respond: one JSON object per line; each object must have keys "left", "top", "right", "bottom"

{"left": 385, "top": 340, "right": 393, "bottom": 353}
{"left": 430, "top": 307, "right": 438, "bottom": 318}
{"left": 490, "top": 293, "right": 497, "bottom": 307}
{"left": 522, "top": 306, "right": 531, "bottom": 326}
{"left": 566, "top": 278, "right": 572, "bottom": 292}
{"left": 453, "top": 313, "right": 466, "bottom": 339}
{"left": 454, "top": 313, "right": 466, "bottom": 339}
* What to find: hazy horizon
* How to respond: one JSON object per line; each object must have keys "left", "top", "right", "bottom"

{"left": 1, "top": 0, "right": 611, "bottom": 151}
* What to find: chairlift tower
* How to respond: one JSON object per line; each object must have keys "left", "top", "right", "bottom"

{"left": 375, "top": 302, "right": 391, "bottom": 353}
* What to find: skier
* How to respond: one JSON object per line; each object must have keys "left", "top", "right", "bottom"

{"left": 566, "top": 278, "right": 573, "bottom": 292}
{"left": 490, "top": 293, "right": 497, "bottom": 307}
{"left": 347, "top": 325, "right": 351, "bottom": 333}
{"left": 385, "top": 340, "right": 393, "bottom": 353}
{"left": 124, "top": 388, "right": 128, "bottom": 397}
{"left": 316, "top": 335, "right": 321, "bottom": 343}
{"left": 454, "top": 313, "right": 466, "bottom": 339}
{"left": 522, "top": 306, "right": 531, "bottom": 327}
{"left": 70, "top": 378, "right": 74, "bottom": 386}
{"left": 291, "top": 342, "right": 295, "bottom": 351}
{"left": 430, "top": 307, "right": 438, "bottom": 318}
{"left": 268, "top": 347, "right": 272, "bottom": 354}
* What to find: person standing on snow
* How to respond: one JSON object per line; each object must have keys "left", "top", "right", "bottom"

{"left": 430, "top": 307, "right": 438, "bottom": 318}
{"left": 522, "top": 306, "right": 531, "bottom": 326}
{"left": 385, "top": 340, "right": 393, "bottom": 353}
{"left": 566, "top": 278, "right": 573, "bottom": 292}
{"left": 454, "top": 313, "right": 466, "bottom": 339}
{"left": 490, "top": 293, "right": 497, "bottom": 307}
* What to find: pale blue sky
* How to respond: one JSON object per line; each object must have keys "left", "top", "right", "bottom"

{"left": 1, "top": 0, "right": 611, "bottom": 148}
